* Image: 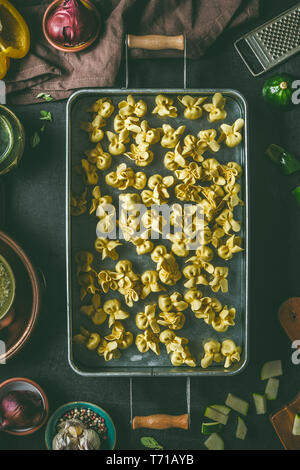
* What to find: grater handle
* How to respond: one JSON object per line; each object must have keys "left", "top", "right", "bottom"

{"left": 132, "top": 413, "right": 189, "bottom": 430}
{"left": 127, "top": 34, "right": 184, "bottom": 51}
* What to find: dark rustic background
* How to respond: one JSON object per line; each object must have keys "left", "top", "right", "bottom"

{"left": 0, "top": 0, "right": 300, "bottom": 450}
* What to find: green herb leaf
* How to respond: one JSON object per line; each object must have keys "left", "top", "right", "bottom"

{"left": 30, "top": 131, "right": 41, "bottom": 148}
{"left": 37, "top": 93, "right": 53, "bottom": 102}
{"left": 40, "top": 124, "right": 46, "bottom": 133}
{"left": 140, "top": 437, "right": 164, "bottom": 450}
{"left": 40, "top": 110, "right": 52, "bottom": 122}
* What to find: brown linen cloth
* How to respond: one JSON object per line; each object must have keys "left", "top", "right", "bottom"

{"left": 5, "top": 0, "right": 260, "bottom": 104}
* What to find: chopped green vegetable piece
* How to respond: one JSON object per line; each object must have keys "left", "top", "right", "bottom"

{"left": 265, "top": 378, "right": 280, "bottom": 400}
{"left": 140, "top": 437, "right": 164, "bottom": 450}
{"left": 261, "top": 360, "right": 282, "bottom": 380}
{"left": 204, "top": 407, "right": 229, "bottom": 425}
{"left": 292, "top": 414, "right": 300, "bottom": 436}
{"left": 293, "top": 186, "right": 300, "bottom": 207}
{"left": 30, "top": 131, "right": 40, "bottom": 148}
{"left": 265, "top": 144, "right": 300, "bottom": 175}
{"left": 204, "top": 433, "right": 224, "bottom": 450}
{"left": 37, "top": 93, "right": 53, "bottom": 102}
{"left": 236, "top": 416, "right": 247, "bottom": 440}
{"left": 253, "top": 393, "right": 267, "bottom": 414}
{"left": 210, "top": 404, "right": 231, "bottom": 415}
{"left": 225, "top": 393, "right": 249, "bottom": 416}
{"left": 40, "top": 110, "right": 52, "bottom": 122}
{"left": 201, "top": 422, "right": 223, "bottom": 435}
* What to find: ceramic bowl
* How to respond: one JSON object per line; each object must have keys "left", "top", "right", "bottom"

{"left": 0, "top": 231, "right": 42, "bottom": 362}
{"left": 0, "top": 377, "right": 49, "bottom": 435}
{"left": 45, "top": 401, "right": 116, "bottom": 450}
{"left": 42, "top": 0, "right": 101, "bottom": 53}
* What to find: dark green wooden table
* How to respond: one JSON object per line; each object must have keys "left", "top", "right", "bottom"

{"left": 0, "top": 0, "right": 300, "bottom": 450}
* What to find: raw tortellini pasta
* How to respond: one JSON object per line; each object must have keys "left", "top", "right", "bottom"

{"left": 160, "top": 124, "right": 186, "bottom": 149}
{"left": 105, "top": 163, "right": 147, "bottom": 190}
{"left": 178, "top": 95, "right": 207, "bottom": 120}
{"left": 203, "top": 92, "right": 227, "bottom": 123}
{"left": 152, "top": 94, "right": 177, "bottom": 118}
{"left": 118, "top": 94, "right": 147, "bottom": 118}
{"left": 87, "top": 97, "right": 115, "bottom": 118}
{"left": 136, "top": 304, "right": 160, "bottom": 333}
{"left": 106, "top": 130, "right": 130, "bottom": 155}
{"left": 124, "top": 143, "right": 154, "bottom": 167}
{"left": 136, "top": 329, "right": 160, "bottom": 355}
{"left": 85, "top": 143, "right": 112, "bottom": 171}
{"left": 141, "top": 174, "right": 175, "bottom": 206}
{"left": 219, "top": 118, "right": 244, "bottom": 148}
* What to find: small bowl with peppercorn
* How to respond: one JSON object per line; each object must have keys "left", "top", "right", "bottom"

{"left": 45, "top": 401, "right": 116, "bottom": 450}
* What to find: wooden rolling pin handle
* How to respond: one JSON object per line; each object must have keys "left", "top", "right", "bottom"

{"left": 127, "top": 34, "right": 184, "bottom": 51}
{"left": 132, "top": 413, "right": 189, "bottom": 430}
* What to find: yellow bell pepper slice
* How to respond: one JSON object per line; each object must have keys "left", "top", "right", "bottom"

{"left": 0, "top": 52, "right": 9, "bottom": 79}
{"left": 0, "top": 0, "right": 30, "bottom": 60}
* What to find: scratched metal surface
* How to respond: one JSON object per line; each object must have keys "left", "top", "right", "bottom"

{"left": 66, "top": 89, "right": 249, "bottom": 376}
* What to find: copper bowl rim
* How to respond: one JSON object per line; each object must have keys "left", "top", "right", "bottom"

{"left": 42, "top": 0, "right": 101, "bottom": 53}
{"left": 0, "top": 231, "right": 41, "bottom": 361}
{"left": 0, "top": 377, "right": 49, "bottom": 435}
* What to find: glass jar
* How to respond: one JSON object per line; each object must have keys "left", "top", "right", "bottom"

{"left": 0, "top": 105, "right": 25, "bottom": 176}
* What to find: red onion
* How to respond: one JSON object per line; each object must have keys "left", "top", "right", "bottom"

{"left": 46, "top": 0, "right": 98, "bottom": 46}
{"left": 0, "top": 390, "right": 44, "bottom": 431}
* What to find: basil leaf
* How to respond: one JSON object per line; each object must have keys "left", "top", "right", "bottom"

{"left": 30, "top": 131, "right": 40, "bottom": 148}
{"left": 140, "top": 437, "right": 164, "bottom": 449}
{"left": 40, "top": 110, "right": 52, "bottom": 122}
{"left": 37, "top": 93, "right": 53, "bottom": 102}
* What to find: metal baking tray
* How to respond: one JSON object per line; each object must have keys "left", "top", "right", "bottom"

{"left": 66, "top": 88, "right": 249, "bottom": 377}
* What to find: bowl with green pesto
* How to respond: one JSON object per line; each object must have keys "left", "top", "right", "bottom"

{"left": 0, "top": 254, "right": 15, "bottom": 320}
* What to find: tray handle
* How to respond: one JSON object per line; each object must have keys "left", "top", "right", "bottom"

{"left": 125, "top": 34, "right": 187, "bottom": 88}
{"left": 132, "top": 413, "right": 189, "bottom": 430}
{"left": 127, "top": 34, "right": 184, "bottom": 51}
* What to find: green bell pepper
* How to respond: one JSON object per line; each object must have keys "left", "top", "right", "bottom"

{"left": 265, "top": 144, "right": 300, "bottom": 175}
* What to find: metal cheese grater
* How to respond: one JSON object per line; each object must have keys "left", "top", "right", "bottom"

{"left": 235, "top": 3, "right": 300, "bottom": 76}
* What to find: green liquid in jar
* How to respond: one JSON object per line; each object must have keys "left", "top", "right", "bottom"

{"left": 0, "top": 105, "right": 24, "bottom": 175}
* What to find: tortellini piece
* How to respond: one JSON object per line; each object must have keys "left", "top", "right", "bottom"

{"left": 152, "top": 94, "right": 177, "bottom": 118}
{"left": 219, "top": 118, "right": 244, "bottom": 148}
{"left": 203, "top": 92, "right": 227, "bottom": 123}
{"left": 184, "top": 290, "right": 222, "bottom": 325}
{"left": 167, "top": 232, "right": 191, "bottom": 257}
{"left": 141, "top": 270, "right": 165, "bottom": 299}
{"left": 178, "top": 95, "right": 207, "bottom": 120}
{"left": 105, "top": 163, "right": 147, "bottom": 190}
{"left": 160, "top": 124, "right": 186, "bottom": 149}
{"left": 159, "top": 330, "right": 196, "bottom": 367}
{"left": 197, "top": 129, "right": 220, "bottom": 154}
{"left": 87, "top": 97, "right": 115, "bottom": 118}
{"left": 217, "top": 235, "right": 243, "bottom": 260}
{"left": 73, "top": 327, "right": 101, "bottom": 351}
{"left": 114, "top": 114, "right": 141, "bottom": 134}
{"left": 80, "top": 114, "right": 106, "bottom": 143}
{"left": 118, "top": 94, "right": 147, "bottom": 118}
{"left": 175, "top": 182, "right": 201, "bottom": 203}
{"left": 103, "top": 298, "right": 130, "bottom": 328}
{"left": 97, "top": 339, "right": 121, "bottom": 361}
{"left": 221, "top": 339, "right": 241, "bottom": 368}
{"left": 211, "top": 306, "right": 236, "bottom": 332}
{"left": 85, "top": 143, "right": 112, "bottom": 171}
{"left": 80, "top": 293, "right": 107, "bottom": 326}
{"left": 157, "top": 311, "right": 185, "bottom": 330}
{"left": 186, "top": 246, "right": 214, "bottom": 273}
{"left": 75, "top": 251, "right": 95, "bottom": 275}
{"left": 106, "top": 129, "right": 130, "bottom": 155}
{"left": 136, "top": 329, "right": 160, "bottom": 355}
{"left": 209, "top": 267, "right": 229, "bottom": 293}
{"left": 215, "top": 209, "right": 241, "bottom": 234}
{"left": 105, "top": 321, "right": 133, "bottom": 350}
{"left": 183, "top": 265, "right": 208, "bottom": 289}
{"left": 164, "top": 143, "right": 187, "bottom": 171}
{"left": 79, "top": 159, "right": 98, "bottom": 185}
{"left": 158, "top": 292, "right": 188, "bottom": 313}
{"left": 115, "top": 260, "right": 141, "bottom": 307}
{"left": 135, "top": 120, "right": 161, "bottom": 145}
{"left": 136, "top": 304, "right": 160, "bottom": 333}
{"left": 151, "top": 245, "right": 181, "bottom": 286}
{"left": 71, "top": 188, "right": 88, "bottom": 216}
{"left": 141, "top": 209, "right": 167, "bottom": 234}
{"left": 98, "top": 270, "right": 121, "bottom": 293}
{"left": 124, "top": 143, "right": 154, "bottom": 167}
{"left": 89, "top": 185, "right": 113, "bottom": 215}
{"left": 141, "top": 174, "right": 175, "bottom": 206}
{"left": 130, "top": 231, "right": 154, "bottom": 256}
{"left": 94, "top": 237, "right": 122, "bottom": 261}
{"left": 181, "top": 135, "right": 205, "bottom": 162}
{"left": 200, "top": 340, "right": 223, "bottom": 369}
{"left": 175, "top": 161, "right": 202, "bottom": 185}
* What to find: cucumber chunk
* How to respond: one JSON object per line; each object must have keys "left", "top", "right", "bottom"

{"left": 210, "top": 404, "right": 231, "bottom": 415}
{"left": 261, "top": 360, "right": 282, "bottom": 380}
{"left": 204, "top": 407, "right": 229, "bottom": 425}
{"left": 236, "top": 416, "right": 247, "bottom": 440}
{"left": 225, "top": 393, "right": 249, "bottom": 416}
{"left": 201, "top": 422, "right": 223, "bottom": 435}
{"left": 292, "top": 414, "right": 300, "bottom": 436}
{"left": 253, "top": 393, "right": 267, "bottom": 414}
{"left": 265, "top": 378, "right": 280, "bottom": 400}
{"left": 204, "top": 433, "right": 224, "bottom": 450}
